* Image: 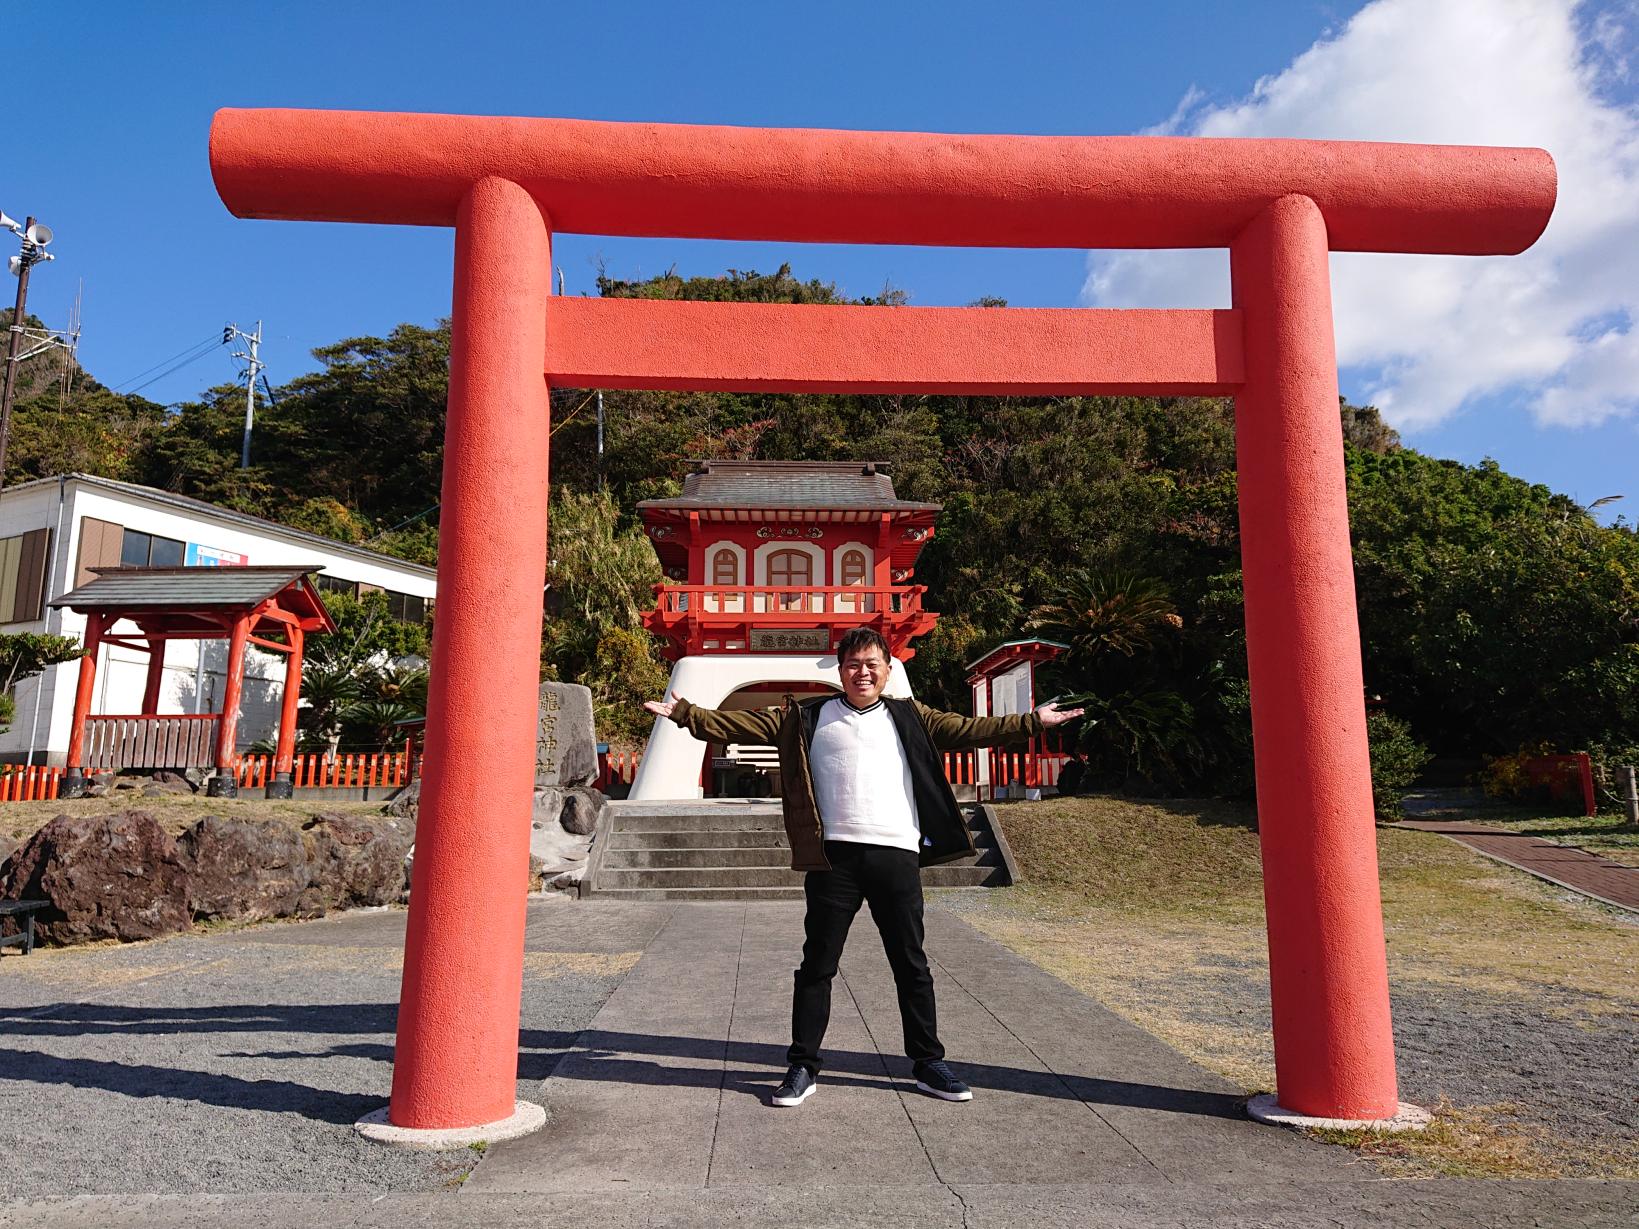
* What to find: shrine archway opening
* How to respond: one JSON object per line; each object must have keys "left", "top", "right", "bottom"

{"left": 210, "top": 108, "right": 1555, "bottom": 1143}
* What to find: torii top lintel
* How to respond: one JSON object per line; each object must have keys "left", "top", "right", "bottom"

{"left": 210, "top": 109, "right": 1556, "bottom": 255}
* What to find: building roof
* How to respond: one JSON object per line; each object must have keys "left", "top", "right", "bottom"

{"left": 1, "top": 473, "right": 438, "bottom": 579}
{"left": 51, "top": 565, "right": 336, "bottom": 634}
{"left": 966, "top": 637, "right": 1070, "bottom": 674}
{"left": 637, "top": 461, "right": 941, "bottom": 514}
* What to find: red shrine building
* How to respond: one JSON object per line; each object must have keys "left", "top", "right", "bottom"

{"left": 629, "top": 460, "right": 940, "bottom": 799}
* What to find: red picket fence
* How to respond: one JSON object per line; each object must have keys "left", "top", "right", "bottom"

{"left": 0, "top": 765, "right": 63, "bottom": 802}
{"left": 235, "top": 741, "right": 415, "bottom": 791}
{"left": 599, "top": 748, "right": 642, "bottom": 790}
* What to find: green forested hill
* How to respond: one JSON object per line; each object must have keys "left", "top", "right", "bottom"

{"left": 6, "top": 269, "right": 1635, "bottom": 783}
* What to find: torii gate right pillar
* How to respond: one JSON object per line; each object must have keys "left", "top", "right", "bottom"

{"left": 1232, "top": 193, "right": 1398, "bottom": 1119}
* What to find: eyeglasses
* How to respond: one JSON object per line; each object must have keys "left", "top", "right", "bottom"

{"left": 841, "top": 660, "right": 885, "bottom": 675}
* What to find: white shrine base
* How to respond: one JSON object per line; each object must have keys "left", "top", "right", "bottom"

{"left": 630, "top": 653, "right": 913, "bottom": 801}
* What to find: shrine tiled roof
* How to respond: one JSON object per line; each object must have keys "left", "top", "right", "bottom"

{"left": 50, "top": 565, "right": 336, "bottom": 635}
{"left": 637, "top": 461, "right": 940, "bottom": 512}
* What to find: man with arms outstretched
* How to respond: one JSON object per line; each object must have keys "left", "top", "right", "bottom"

{"left": 644, "top": 626, "right": 1082, "bottom": 1107}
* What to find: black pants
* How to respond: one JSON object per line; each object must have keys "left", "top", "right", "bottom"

{"left": 787, "top": 840, "right": 943, "bottom": 1075}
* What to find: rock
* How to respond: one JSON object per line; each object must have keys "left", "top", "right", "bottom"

{"left": 0, "top": 811, "right": 191, "bottom": 944}
{"left": 536, "top": 682, "right": 598, "bottom": 788}
{"left": 528, "top": 853, "right": 548, "bottom": 891}
{"left": 531, "top": 786, "right": 564, "bottom": 830}
{"left": 300, "top": 813, "right": 414, "bottom": 911}
{"left": 151, "top": 770, "right": 196, "bottom": 794}
{"left": 111, "top": 778, "right": 141, "bottom": 792}
{"left": 0, "top": 834, "right": 16, "bottom": 876}
{"left": 383, "top": 777, "right": 420, "bottom": 820}
{"left": 178, "top": 815, "right": 311, "bottom": 923}
{"left": 547, "top": 867, "right": 584, "bottom": 893}
{"left": 558, "top": 787, "right": 606, "bottom": 836}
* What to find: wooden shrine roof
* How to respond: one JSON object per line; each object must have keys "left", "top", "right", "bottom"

{"left": 638, "top": 460, "right": 941, "bottom": 515}
{"left": 51, "top": 565, "right": 336, "bottom": 635}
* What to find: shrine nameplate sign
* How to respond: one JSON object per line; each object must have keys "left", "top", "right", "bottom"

{"left": 750, "top": 629, "right": 830, "bottom": 653}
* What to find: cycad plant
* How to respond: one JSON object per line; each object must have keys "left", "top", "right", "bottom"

{"left": 1026, "top": 569, "right": 1197, "bottom": 791}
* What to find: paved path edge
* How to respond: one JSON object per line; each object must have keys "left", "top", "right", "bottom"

{"left": 1395, "top": 820, "right": 1639, "bottom": 914}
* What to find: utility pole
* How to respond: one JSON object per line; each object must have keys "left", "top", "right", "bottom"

{"left": 0, "top": 213, "right": 56, "bottom": 498}
{"left": 225, "top": 321, "right": 264, "bottom": 468}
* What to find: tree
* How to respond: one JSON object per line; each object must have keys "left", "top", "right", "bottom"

{"left": 0, "top": 632, "right": 83, "bottom": 733}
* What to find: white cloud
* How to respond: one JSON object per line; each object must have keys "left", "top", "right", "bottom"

{"left": 1082, "top": 0, "right": 1639, "bottom": 431}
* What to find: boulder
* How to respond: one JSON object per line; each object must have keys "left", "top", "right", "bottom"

{"left": 384, "top": 777, "right": 420, "bottom": 820}
{"left": 151, "top": 770, "right": 196, "bottom": 794}
{"left": 178, "top": 815, "right": 311, "bottom": 923}
{"left": 300, "top": 813, "right": 414, "bottom": 910}
{"left": 0, "top": 833, "right": 16, "bottom": 877}
{"left": 558, "top": 787, "right": 606, "bottom": 836}
{"left": 0, "top": 811, "right": 191, "bottom": 944}
{"left": 536, "top": 682, "right": 598, "bottom": 788}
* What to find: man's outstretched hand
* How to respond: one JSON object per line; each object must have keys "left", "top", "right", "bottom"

{"left": 1035, "top": 700, "right": 1086, "bottom": 728}
{"left": 643, "top": 691, "right": 686, "bottom": 719}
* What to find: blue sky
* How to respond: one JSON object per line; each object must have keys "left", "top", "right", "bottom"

{"left": 11, "top": 1, "right": 1637, "bottom": 522}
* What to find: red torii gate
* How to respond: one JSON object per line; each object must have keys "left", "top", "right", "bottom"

{"left": 210, "top": 109, "right": 1556, "bottom": 1143}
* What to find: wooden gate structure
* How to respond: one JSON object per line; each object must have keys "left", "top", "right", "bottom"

{"left": 209, "top": 107, "right": 1556, "bottom": 1142}
{"left": 53, "top": 565, "right": 334, "bottom": 799}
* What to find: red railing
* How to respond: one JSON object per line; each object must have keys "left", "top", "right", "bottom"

{"left": 652, "top": 585, "right": 925, "bottom": 618}
{"left": 595, "top": 747, "right": 1073, "bottom": 795}
{"left": 1521, "top": 752, "right": 1597, "bottom": 817}
{"left": 0, "top": 765, "right": 63, "bottom": 802}
{"left": 234, "top": 740, "right": 416, "bottom": 791}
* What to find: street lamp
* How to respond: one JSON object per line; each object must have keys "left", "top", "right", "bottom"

{"left": 0, "top": 211, "right": 56, "bottom": 497}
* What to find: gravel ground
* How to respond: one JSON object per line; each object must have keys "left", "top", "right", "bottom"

{"left": 0, "top": 898, "right": 672, "bottom": 1198}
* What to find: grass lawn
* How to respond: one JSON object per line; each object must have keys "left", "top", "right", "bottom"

{"left": 945, "top": 794, "right": 1639, "bottom": 1180}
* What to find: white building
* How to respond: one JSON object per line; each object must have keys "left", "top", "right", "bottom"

{"left": 0, "top": 474, "right": 437, "bottom": 765}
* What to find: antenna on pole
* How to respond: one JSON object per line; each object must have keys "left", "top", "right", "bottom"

{"left": 225, "top": 321, "right": 264, "bottom": 468}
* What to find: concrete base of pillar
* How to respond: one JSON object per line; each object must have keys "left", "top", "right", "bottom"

{"left": 59, "top": 771, "right": 88, "bottom": 800}
{"left": 264, "top": 772, "right": 294, "bottom": 800}
{"left": 205, "top": 773, "right": 239, "bottom": 799}
{"left": 1246, "top": 1093, "right": 1431, "bottom": 1133}
{"left": 354, "top": 1100, "right": 546, "bottom": 1150}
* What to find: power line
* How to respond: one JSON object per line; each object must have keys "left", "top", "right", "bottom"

{"left": 109, "top": 333, "right": 221, "bottom": 391}
{"left": 120, "top": 342, "right": 223, "bottom": 397}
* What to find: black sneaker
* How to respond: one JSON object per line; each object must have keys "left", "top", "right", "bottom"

{"left": 913, "top": 1060, "right": 973, "bottom": 1101}
{"left": 772, "top": 1064, "right": 817, "bottom": 1107}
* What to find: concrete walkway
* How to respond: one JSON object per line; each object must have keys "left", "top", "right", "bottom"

{"left": 1398, "top": 819, "right": 1639, "bottom": 911}
{"left": 471, "top": 901, "right": 1348, "bottom": 1193}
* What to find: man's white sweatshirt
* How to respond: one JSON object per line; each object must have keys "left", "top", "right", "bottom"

{"left": 807, "top": 696, "right": 921, "bottom": 853}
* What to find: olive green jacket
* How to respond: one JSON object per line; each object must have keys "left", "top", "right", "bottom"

{"left": 669, "top": 694, "right": 1042, "bottom": 872}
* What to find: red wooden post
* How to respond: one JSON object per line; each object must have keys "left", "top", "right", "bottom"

{"left": 1232, "top": 194, "right": 1399, "bottom": 1121}
{"left": 389, "top": 176, "right": 551, "bottom": 1136}
{"left": 206, "top": 612, "right": 252, "bottom": 798}
{"left": 60, "top": 613, "right": 106, "bottom": 798}
{"left": 268, "top": 625, "right": 305, "bottom": 798}
{"left": 140, "top": 636, "right": 166, "bottom": 715}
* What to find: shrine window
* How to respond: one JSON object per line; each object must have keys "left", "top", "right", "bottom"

{"left": 768, "top": 549, "right": 812, "bottom": 610}
{"left": 838, "top": 548, "right": 871, "bottom": 613}
{"left": 712, "top": 548, "right": 739, "bottom": 586}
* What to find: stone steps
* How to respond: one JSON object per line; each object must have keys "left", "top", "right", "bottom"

{"left": 582, "top": 800, "right": 1013, "bottom": 899}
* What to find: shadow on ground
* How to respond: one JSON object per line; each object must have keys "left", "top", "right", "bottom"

{"left": 0, "top": 1000, "right": 1245, "bottom": 1124}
